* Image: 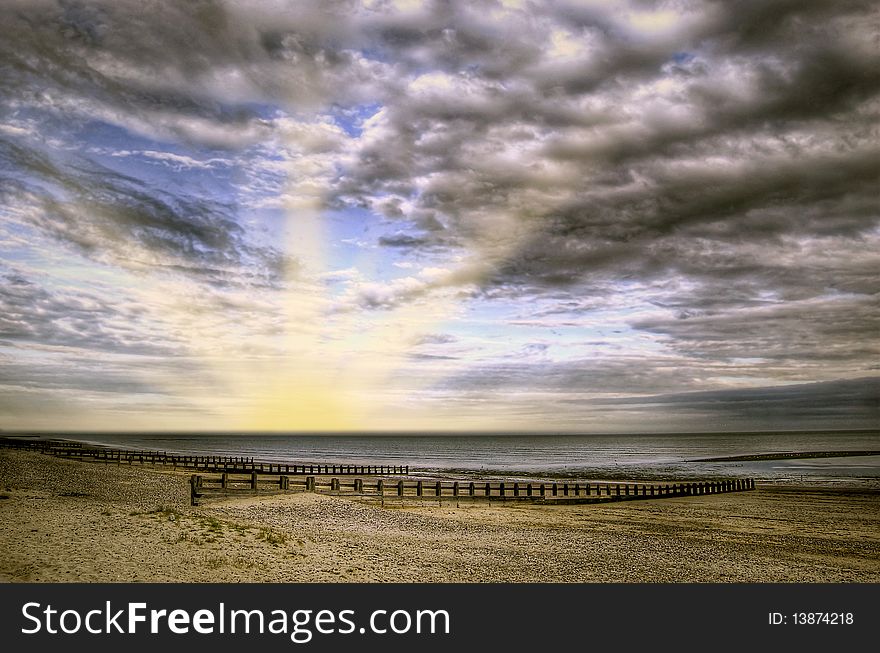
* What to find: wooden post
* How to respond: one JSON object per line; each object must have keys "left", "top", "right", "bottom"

{"left": 355, "top": 479, "right": 363, "bottom": 493}
{"left": 499, "top": 482, "right": 505, "bottom": 497}
{"left": 540, "top": 484, "right": 546, "bottom": 497}
{"left": 513, "top": 483, "right": 519, "bottom": 497}
{"left": 417, "top": 481, "right": 423, "bottom": 497}
{"left": 190, "top": 475, "right": 201, "bottom": 506}
{"left": 435, "top": 481, "right": 442, "bottom": 497}
{"left": 573, "top": 483, "right": 579, "bottom": 496}
{"left": 397, "top": 480, "right": 404, "bottom": 496}
{"left": 615, "top": 484, "right": 621, "bottom": 497}
{"left": 552, "top": 483, "right": 558, "bottom": 496}
{"left": 563, "top": 483, "right": 569, "bottom": 497}
{"left": 251, "top": 472, "right": 258, "bottom": 490}
{"left": 469, "top": 482, "right": 475, "bottom": 496}
{"left": 527, "top": 483, "right": 533, "bottom": 497}
{"left": 306, "top": 476, "right": 315, "bottom": 491}
{"left": 378, "top": 480, "right": 384, "bottom": 496}
{"left": 221, "top": 473, "right": 228, "bottom": 489}
{"left": 485, "top": 482, "right": 491, "bottom": 497}
{"left": 453, "top": 482, "right": 459, "bottom": 497}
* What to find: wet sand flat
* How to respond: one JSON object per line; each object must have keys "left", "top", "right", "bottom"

{"left": 1, "top": 449, "right": 878, "bottom": 583}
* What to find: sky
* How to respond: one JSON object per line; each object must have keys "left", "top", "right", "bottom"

{"left": 0, "top": 0, "right": 878, "bottom": 433}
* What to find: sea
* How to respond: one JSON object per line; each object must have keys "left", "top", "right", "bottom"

{"left": 43, "top": 430, "right": 880, "bottom": 488}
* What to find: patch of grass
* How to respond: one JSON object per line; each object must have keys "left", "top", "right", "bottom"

{"left": 166, "top": 532, "right": 204, "bottom": 545}
{"left": 257, "top": 527, "right": 288, "bottom": 546}
{"left": 231, "top": 555, "right": 258, "bottom": 569}
{"left": 152, "top": 506, "right": 183, "bottom": 522}
{"left": 199, "top": 516, "right": 224, "bottom": 533}
{"left": 203, "top": 554, "right": 227, "bottom": 570}
{"left": 228, "top": 522, "right": 249, "bottom": 536}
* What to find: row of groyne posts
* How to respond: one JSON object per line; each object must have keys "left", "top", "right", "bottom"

{"left": 189, "top": 473, "right": 755, "bottom": 506}
{"left": 0, "top": 436, "right": 755, "bottom": 508}
{"left": 0, "top": 437, "right": 408, "bottom": 476}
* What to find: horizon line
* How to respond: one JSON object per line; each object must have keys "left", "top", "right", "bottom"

{"left": 2, "top": 427, "right": 877, "bottom": 437}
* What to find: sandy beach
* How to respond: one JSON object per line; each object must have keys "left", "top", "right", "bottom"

{"left": 1, "top": 448, "right": 878, "bottom": 583}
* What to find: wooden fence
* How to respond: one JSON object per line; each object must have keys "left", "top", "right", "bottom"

{"left": 0, "top": 437, "right": 408, "bottom": 476}
{"left": 189, "top": 473, "right": 755, "bottom": 506}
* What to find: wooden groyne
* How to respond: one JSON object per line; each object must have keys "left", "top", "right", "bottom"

{"left": 0, "top": 436, "right": 755, "bottom": 508}
{"left": 692, "top": 450, "right": 880, "bottom": 462}
{"left": 0, "top": 437, "right": 408, "bottom": 476}
{"left": 189, "top": 473, "right": 755, "bottom": 506}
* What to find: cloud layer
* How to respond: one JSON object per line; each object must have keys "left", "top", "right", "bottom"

{"left": 1, "top": 0, "right": 878, "bottom": 430}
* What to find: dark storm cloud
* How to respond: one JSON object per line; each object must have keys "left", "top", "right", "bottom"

{"left": 440, "top": 357, "right": 879, "bottom": 428}
{"left": 590, "top": 377, "right": 880, "bottom": 427}
{"left": 0, "top": 0, "right": 386, "bottom": 146}
{"left": 0, "top": 266, "right": 180, "bottom": 355}
{"left": 5, "top": 0, "right": 877, "bottom": 283}
{"left": 634, "top": 294, "right": 880, "bottom": 367}
{"left": 378, "top": 232, "right": 430, "bottom": 247}
{"left": 0, "top": 360, "right": 159, "bottom": 395}
{"left": 0, "top": 134, "right": 286, "bottom": 287}
{"left": 444, "top": 357, "right": 701, "bottom": 396}
{"left": 330, "top": 0, "right": 880, "bottom": 302}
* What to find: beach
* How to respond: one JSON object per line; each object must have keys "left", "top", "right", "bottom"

{"left": 1, "top": 448, "right": 878, "bottom": 583}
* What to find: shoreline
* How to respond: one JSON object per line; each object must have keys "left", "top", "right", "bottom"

{"left": 2, "top": 448, "right": 878, "bottom": 583}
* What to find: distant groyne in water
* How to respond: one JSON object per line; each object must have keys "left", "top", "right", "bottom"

{"left": 691, "top": 450, "right": 880, "bottom": 462}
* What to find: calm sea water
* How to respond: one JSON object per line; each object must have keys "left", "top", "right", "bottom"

{"left": 57, "top": 430, "right": 880, "bottom": 487}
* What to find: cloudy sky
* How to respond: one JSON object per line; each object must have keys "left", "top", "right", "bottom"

{"left": 1, "top": 0, "right": 878, "bottom": 433}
